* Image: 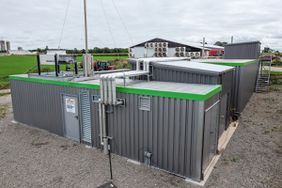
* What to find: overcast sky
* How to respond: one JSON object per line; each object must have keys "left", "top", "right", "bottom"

{"left": 0, "top": 0, "right": 281, "bottom": 51}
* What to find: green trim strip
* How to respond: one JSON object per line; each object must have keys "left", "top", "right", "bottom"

{"left": 202, "top": 60, "right": 257, "bottom": 67}
{"left": 117, "top": 85, "right": 222, "bottom": 101}
{"left": 9, "top": 75, "right": 222, "bottom": 101}
{"left": 9, "top": 75, "right": 100, "bottom": 90}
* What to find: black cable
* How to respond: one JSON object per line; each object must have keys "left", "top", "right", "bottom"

{"left": 58, "top": 0, "right": 72, "bottom": 49}
{"left": 110, "top": 0, "right": 134, "bottom": 46}
{"left": 100, "top": 0, "right": 117, "bottom": 49}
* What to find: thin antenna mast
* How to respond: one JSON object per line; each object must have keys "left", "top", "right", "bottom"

{"left": 202, "top": 37, "right": 206, "bottom": 58}
{"left": 83, "top": 0, "right": 89, "bottom": 54}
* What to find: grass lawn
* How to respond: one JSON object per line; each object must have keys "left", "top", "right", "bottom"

{"left": 0, "top": 55, "right": 37, "bottom": 77}
{"left": 77, "top": 55, "right": 128, "bottom": 61}
{"left": 0, "top": 55, "right": 128, "bottom": 89}
{"left": 271, "top": 71, "right": 282, "bottom": 75}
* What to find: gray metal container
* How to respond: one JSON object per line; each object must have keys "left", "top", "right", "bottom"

{"left": 224, "top": 41, "right": 261, "bottom": 59}
{"left": 10, "top": 79, "right": 101, "bottom": 147}
{"left": 198, "top": 59, "right": 259, "bottom": 115}
{"left": 10, "top": 75, "right": 222, "bottom": 182}
{"left": 130, "top": 60, "right": 234, "bottom": 136}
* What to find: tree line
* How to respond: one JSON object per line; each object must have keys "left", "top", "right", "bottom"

{"left": 30, "top": 47, "right": 128, "bottom": 55}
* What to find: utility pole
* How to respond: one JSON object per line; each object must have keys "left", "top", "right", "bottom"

{"left": 83, "top": 0, "right": 93, "bottom": 77}
{"left": 231, "top": 36, "right": 234, "bottom": 44}
{"left": 202, "top": 37, "right": 206, "bottom": 58}
{"left": 83, "top": 0, "right": 88, "bottom": 54}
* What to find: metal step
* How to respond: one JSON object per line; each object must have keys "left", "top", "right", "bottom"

{"left": 256, "top": 58, "right": 272, "bottom": 93}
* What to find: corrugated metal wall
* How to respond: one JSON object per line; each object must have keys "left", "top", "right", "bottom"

{"left": 10, "top": 80, "right": 101, "bottom": 148}
{"left": 153, "top": 67, "right": 219, "bottom": 85}
{"left": 130, "top": 60, "right": 233, "bottom": 136}
{"left": 10, "top": 80, "right": 220, "bottom": 181}
{"left": 235, "top": 62, "right": 259, "bottom": 113}
{"left": 149, "top": 65, "right": 233, "bottom": 135}
{"left": 130, "top": 60, "right": 233, "bottom": 98}
{"left": 224, "top": 42, "right": 261, "bottom": 59}
{"left": 106, "top": 93, "right": 219, "bottom": 181}
{"left": 11, "top": 80, "right": 66, "bottom": 136}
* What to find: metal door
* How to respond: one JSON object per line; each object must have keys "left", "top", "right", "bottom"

{"left": 219, "top": 94, "right": 228, "bottom": 137}
{"left": 202, "top": 101, "right": 220, "bottom": 171}
{"left": 63, "top": 95, "right": 80, "bottom": 141}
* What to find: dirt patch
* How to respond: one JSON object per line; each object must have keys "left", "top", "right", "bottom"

{"left": 0, "top": 104, "right": 8, "bottom": 119}
{"left": 0, "top": 92, "right": 10, "bottom": 97}
{"left": 60, "top": 144, "right": 71, "bottom": 150}
{"left": 31, "top": 139, "right": 49, "bottom": 148}
{"left": 205, "top": 89, "right": 282, "bottom": 188}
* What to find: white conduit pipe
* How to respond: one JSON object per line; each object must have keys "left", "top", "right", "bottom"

{"left": 108, "top": 75, "right": 113, "bottom": 105}
{"left": 112, "top": 77, "right": 117, "bottom": 105}
{"left": 145, "top": 60, "right": 150, "bottom": 72}
{"left": 99, "top": 64, "right": 151, "bottom": 153}
{"left": 98, "top": 101, "right": 103, "bottom": 145}
{"left": 99, "top": 77, "right": 104, "bottom": 147}
{"left": 103, "top": 77, "right": 108, "bottom": 105}
{"left": 100, "top": 77, "right": 104, "bottom": 102}
{"left": 135, "top": 59, "right": 149, "bottom": 72}
{"left": 102, "top": 103, "right": 108, "bottom": 154}
{"left": 136, "top": 60, "right": 140, "bottom": 71}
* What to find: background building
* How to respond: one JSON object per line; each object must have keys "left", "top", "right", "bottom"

{"left": 6, "top": 41, "right": 11, "bottom": 51}
{"left": 129, "top": 38, "right": 224, "bottom": 58}
{"left": 46, "top": 49, "right": 67, "bottom": 55}
{"left": 0, "top": 40, "right": 6, "bottom": 51}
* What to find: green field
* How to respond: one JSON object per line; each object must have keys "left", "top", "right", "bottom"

{"left": 271, "top": 71, "right": 282, "bottom": 75}
{"left": 0, "top": 55, "right": 128, "bottom": 89}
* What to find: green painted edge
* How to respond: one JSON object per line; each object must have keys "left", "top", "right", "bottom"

{"left": 117, "top": 85, "right": 222, "bottom": 101}
{"left": 202, "top": 60, "right": 257, "bottom": 67}
{"left": 9, "top": 75, "right": 222, "bottom": 101}
{"left": 9, "top": 75, "right": 100, "bottom": 90}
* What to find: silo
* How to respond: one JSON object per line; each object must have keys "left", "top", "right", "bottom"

{"left": 6, "top": 41, "right": 11, "bottom": 51}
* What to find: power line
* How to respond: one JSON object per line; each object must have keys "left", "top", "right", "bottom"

{"left": 58, "top": 0, "right": 72, "bottom": 49}
{"left": 110, "top": 0, "right": 134, "bottom": 46}
{"left": 100, "top": 0, "right": 117, "bottom": 48}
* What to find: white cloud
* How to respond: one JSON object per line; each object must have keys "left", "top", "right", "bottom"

{"left": 0, "top": 0, "right": 281, "bottom": 51}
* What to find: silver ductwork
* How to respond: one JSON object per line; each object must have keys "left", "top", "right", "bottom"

{"left": 98, "top": 60, "right": 150, "bottom": 153}
{"left": 83, "top": 54, "right": 93, "bottom": 77}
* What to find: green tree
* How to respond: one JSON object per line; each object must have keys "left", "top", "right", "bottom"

{"left": 262, "top": 47, "right": 273, "bottom": 53}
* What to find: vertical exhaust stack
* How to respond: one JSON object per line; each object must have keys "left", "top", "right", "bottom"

{"left": 83, "top": 54, "right": 93, "bottom": 77}
{"left": 202, "top": 37, "right": 206, "bottom": 58}
{"left": 98, "top": 62, "right": 151, "bottom": 154}
{"left": 83, "top": 0, "right": 93, "bottom": 77}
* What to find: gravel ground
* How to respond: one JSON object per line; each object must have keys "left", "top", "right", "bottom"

{"left": 0, "top": 88, "right": 281, "bottom": 188}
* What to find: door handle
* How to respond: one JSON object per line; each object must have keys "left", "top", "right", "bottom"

{"left": 74, "top": 115, "right": 79, "bottom": 120}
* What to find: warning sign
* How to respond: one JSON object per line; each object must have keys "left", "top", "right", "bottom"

{"left": 65, "top": 98, "right": 76, "bottom": 113}
{"left": 39, "top": 55, "right": 55, "bottom": 65}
